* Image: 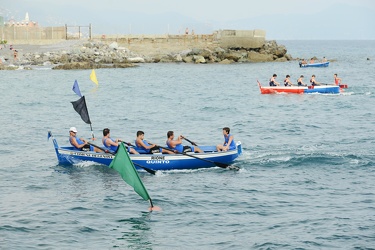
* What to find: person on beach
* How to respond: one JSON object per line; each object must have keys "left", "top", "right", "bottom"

{"left": 334, "top": 74, "right": 342, "bottom": 85}
{"left": 13, "top": 50, "right": 18, "bottom": 61}
{"left": 297, "top": 75, "right": 307, "bottom": 86}
{"left": 166, "top": 131, "right": 203, "bottom": 153}
{"left": 185, "top": 28, "right": 189, "bottom": 35}
{"left": 284, "top": 75, "right": 293, "bottom": 87}
{"left": 69, "top": 127, "right": 102, "bottom": 152}
{"left": 134, "top": 131, "right": 174, "bottom": 154}
{"left": 102, "top": 128, "right": 139, "bottom": 154}
{"left": 269, "top": 74, "right": 280, "bottom": 86}
{"left": 216, "top": 127, "right": 236, "bottom": 152}
{"left": 310, "top": 75, "right": 321, "bottom": 86}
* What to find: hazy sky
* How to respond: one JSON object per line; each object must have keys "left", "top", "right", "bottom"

{"left": 1, "top": 0, "right": 374, "bottom": 39}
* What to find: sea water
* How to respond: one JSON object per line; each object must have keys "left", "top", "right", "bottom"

{"left": 0, "top": 40, "right": 374, "bottom": 249}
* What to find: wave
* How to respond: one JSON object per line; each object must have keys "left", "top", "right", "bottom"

{"left": 241, "top": 150, "right": 374, "bottom": 169}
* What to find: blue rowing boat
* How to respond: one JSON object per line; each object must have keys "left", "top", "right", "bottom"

{"left": 299, "top": 61, "right": 329, "bottom": 68}
{"left": 50, "top": 132, "right": 242, "bottom": 171}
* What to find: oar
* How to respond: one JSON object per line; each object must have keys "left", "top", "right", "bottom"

{"left": 182, "top": 137, "right": 198, "bottom": 146}
{"left": 87, "top": 142, "right": 156, "bottom": 175}
{"left": 157, "top": 145, "right": 239, "bottom": 170}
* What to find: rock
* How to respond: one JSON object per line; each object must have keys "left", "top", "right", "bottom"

{"left": 180, "top": 49, "right": 192, "bottom": 57}
{"left": 222, "top": 51, "right": 243, "bottom": 62}
{"left": 275, "top": 57, "right": 287, "bottom": 62}
{"left": 53, "top": 62, "right": 94, "bottom": 70}
{"left": 247, "top": 51, "right": 273, "bottom": 62}
{"left": 127, "top": 57, "right": 145, "bottom": 63}
{"left": 188, "top": 48, "right": 202, "bottom": 56}
{"left": 109, "top": 42, "right": 119, "bottom": 50}
{"left": 285, "top": 54, "right": 293, "bottom": 61}
{"left": 193, "top": 55, "right": 206, "bottom": 64}
{"left": 182, "top": 56, "right": 193, "bottom": 63}
{"left": 219, "top": 59, "right": 233, "bottom": 64}
{"left": 274, "top": 45, "right": 287, "bottom": 58}
{"left": 175, "top": 54, "right": 183, "bottom": 62}
{"left": 152, "top": 57, "right": 161, "bottom": 63}
{"left": 215, "top": 47, "right": 226, "bottom": 53}
{"left": 159, "top": 55, "right": 174, "bottom": 63}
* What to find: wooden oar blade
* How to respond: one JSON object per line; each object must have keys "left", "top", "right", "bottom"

{"left": 215, "top": 162, "right": 230, "bottom": 168}
{"left": 227, "top": 165, "right": 240, "bottom": 171}
{"left": 134, "top": 163, "right": 156, "bottom": 175}
{"left": 215, "top": 162, "right": 240, "bottom": 170}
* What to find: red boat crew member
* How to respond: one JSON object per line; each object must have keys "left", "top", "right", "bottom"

{"left": 310, "top": 75, "right": 321, "bottom": 86}
{"left": 334, "top": 74, "right": 342, "bottom": 85}
{"left": 297, "top": 75, "right": 307, "bottom": 86}
{"left": 284, "top": 75, "right": 293, "bottom": 87}
{"left": 269, "top": 74, "right": 280, "bottom": 86}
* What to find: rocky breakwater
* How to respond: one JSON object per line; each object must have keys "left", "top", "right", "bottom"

{"left": 0, "top": 40, "right": 292, "bottom": 70}
{"left": 173, "top": 40, "right": 291, "bottom": 64}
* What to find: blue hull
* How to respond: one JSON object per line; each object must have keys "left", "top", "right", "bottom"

{"left": 51, "top": 136, "right": 242, "bottom": 171}
{"left": 304, "top": 85, "right": 340, "bottom": 94}
{"left": 300, "top": 62, "right": 329, "bottom": 68}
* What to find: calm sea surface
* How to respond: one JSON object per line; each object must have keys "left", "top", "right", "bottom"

{"left": 1, "top": 40, "right": 374, "bottom": 250}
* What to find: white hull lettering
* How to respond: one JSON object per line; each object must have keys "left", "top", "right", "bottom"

{"left": 151, "top": 155, "right": 165, "bottom": 160}
{"left": 70, "top": 152, "right": 113, "bottom": 159}
{"left": 146, "top": 160, "right": 170, "bottom": 164}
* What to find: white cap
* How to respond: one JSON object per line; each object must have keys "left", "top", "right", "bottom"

{"left": 69, "top": 127, "right": 78, "bottom": 133}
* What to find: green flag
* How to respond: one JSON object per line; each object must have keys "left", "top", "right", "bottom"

{"left": 109, "top": 143, "right": 151, "bottom": 201}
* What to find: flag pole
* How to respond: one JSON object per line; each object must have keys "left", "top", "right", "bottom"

{"left": 72, "top": 81, "right": 95, "bottom": 139}
{"left": 89, "top": 123, "right": 95, "bottom": 139}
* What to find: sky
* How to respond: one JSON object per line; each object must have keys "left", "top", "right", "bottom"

{"left": 1, "top": 0, "right": 375, "bottom": 39}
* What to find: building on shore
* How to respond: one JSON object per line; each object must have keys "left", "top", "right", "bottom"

{"left": 6, "top": 12, "right": 38, "bottom": 28}
{"left": 1, "top": 12, "right": 67, "bottom": 42}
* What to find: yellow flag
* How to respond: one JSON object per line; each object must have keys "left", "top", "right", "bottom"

{"left": 90, "top": 69, "right": 98, "bottom": 85}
